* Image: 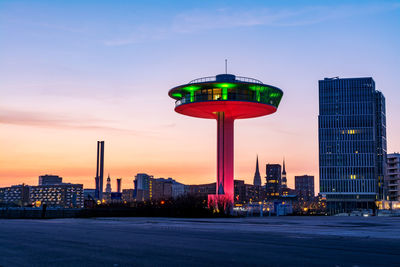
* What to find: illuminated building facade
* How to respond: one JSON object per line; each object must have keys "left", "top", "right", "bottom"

{"left": 169, "top": 73, "right": 283, "bottom": 209}
{"left": 234, "top": 180, "right": 265, "bottom": 203}
{"left": 0, "top": 185, "right": 30, "bottom": 206}
{"left": 319, "top": 77, "right": 387, "bottom": 214}
{"left": 266, "top": 164, "right": 282, "bottom": 199}
{"left": 387, "top": 153, "right": 400, "bottom": 201}
{"left": 295, "top": 175, "right": 315, "bottom": 201}
{"left": 29, "top": 184, "right": 84, "bottom": 208}
{"left": 133, "top": 175, "right": 188, "bottom": 201}
{"left": 134, "top": 173, "right": 153, "bottom": 201}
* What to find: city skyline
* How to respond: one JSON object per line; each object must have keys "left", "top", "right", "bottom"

{"left": 1, "top": 1, "right": 400, "bottom": 191}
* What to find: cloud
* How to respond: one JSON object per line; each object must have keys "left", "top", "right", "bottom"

{"left": 0, "top": 108, "right": 142, "bottom": 135}
{"left": 103, "top": 3, "right": 400, "bottom": 46}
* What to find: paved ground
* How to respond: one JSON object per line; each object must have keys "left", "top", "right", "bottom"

{"left": 0, "top": 216, "right": 399, "bottom": 267}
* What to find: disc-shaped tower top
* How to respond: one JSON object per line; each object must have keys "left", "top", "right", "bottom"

{"left": 168, "top": 74, "right": 283, "bottom": 119}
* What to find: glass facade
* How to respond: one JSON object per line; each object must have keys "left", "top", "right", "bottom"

{"left": 318, "top": 77, "right": 386, "bottom": 214}
{"left": 171, "top": 82, "right": 283, "bottom": 108}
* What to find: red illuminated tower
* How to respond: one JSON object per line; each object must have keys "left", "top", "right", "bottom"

{"left": 168, "top": 74, "right": 283, "bottom": 210}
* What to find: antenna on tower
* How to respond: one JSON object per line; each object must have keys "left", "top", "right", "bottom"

{"left": 225, "top": 59, "right": 227, "bottom": 74}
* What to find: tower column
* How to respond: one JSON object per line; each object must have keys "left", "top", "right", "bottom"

{"left": 216, "top": 112, "right": 234, "bottom": 203}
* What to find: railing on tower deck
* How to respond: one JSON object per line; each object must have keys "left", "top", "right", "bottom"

{"left": 236, "top": 76, "right": 263, "bottom": 84}
{"left": 188, "top": 76, "right": 264, "bottom": 85}
{"left": 189, "top": 76, "right": 216, "bottom": 84}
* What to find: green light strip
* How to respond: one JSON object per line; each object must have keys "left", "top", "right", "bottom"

{"left": 222, "top": 88, "right": 228, "bottom": 100}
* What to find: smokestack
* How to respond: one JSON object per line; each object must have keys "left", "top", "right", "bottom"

{"left": 117, "top": 178, "right": 122, "bottom": 193}
{"left": 95, "top": 141, "right": 105, "bottom": 200}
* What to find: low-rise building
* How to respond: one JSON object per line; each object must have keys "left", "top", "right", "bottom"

{"left": 295, "top": 175, "right": 315, "bottom": 201}
{"left": 122, "top": 189, "right": 135, "bottom": 202}
{"left": 1, "top": 182, "right": 84, "bottom": 208}
{"left": 188, "top": 182, "right": 216, "bottom": 198}
{"left": 29, "top": 184, "right": 84, "bottom": 208}
{"left": 387, "top": 153, "right": 400, "bottom": 201}
{"left": 0, "top": 184, "right": 30, "bottom": 206}
{"left": 151, "top": 178, "right": 173, "bottom": 200}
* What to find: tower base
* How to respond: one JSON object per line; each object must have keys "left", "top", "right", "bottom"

{"left": 208, "top": 194, "right": 234, "bottom": 214}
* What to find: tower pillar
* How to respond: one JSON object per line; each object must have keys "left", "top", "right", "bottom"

{"left": 209, "top": 112, "right": 234, "bottom": 211}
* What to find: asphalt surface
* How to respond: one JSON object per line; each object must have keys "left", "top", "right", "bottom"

{"left": 0, "top": 216, "right": 399, "bottom": 267}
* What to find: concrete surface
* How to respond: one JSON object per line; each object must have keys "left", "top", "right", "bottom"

{"left": 0, "top": 216, "right": 399, "bottom": 266}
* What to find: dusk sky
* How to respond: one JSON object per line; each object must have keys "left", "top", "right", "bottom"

{"left": 1, "top": 0, "right": 400, "bottom": 191}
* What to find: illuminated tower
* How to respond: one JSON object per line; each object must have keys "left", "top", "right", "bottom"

{"left": 282, "top": 158, "right": 287, "bottom": 188}
{"left": 253, "top": 155, "right": 262, "bottom": 186}
{"left": 105, "top": 175, "right": 112, "bottom": 193}
{"left": 169, "top": 73, "right": 283, "bottom": 209}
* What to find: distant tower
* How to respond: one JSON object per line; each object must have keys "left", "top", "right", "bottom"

{"left": 116, "top": 178, "right": 122, "bottom": 193}
{"left": 265, "top": 164, "right": 282, "bottom": 199}
{"left": 253, "top": 155, "right": 262, "bottom": 186}
{"left": 282, "top": 158, "right": 287, "bottom": 188}
{"left": 105, "top": 175, "right": 112, "bottom": 193}
{"left": 95, "top": 141, "right": 105, "bottom": 200}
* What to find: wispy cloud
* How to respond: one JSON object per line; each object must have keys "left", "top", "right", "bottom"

{"left": 104, "top": 3, "right": 400, "bottom": 46}
{"left": 0, "top": 108, "right": 142, "bottom": 135}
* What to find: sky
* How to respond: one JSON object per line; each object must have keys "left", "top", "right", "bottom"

{"left": 1, "top": 0, "right": 400, "bottom": 192}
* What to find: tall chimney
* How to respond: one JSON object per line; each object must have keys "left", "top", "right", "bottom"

{"left": 95, "top": 141, "right": 105, "bottom": 200}
{"left": 117, "top": 178, "right": 122, "bottom": 193}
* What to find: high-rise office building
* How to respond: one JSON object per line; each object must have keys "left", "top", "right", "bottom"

{"left": 386, "top": 153, "right": 400, "bottom": 201}
{"left": 39, "top": 175, "right": 63, "bottom": 186}
{"left": 95, "top": 141, "right": 105, "bottom": 200}
{"left": 134, "top": 173, "right": 153, "bottom": 201}
{"left": 319, "top": 77, "right": 387, "bottom": 214}
{"left": 295, "top": 175, "right": 315, "bottom": 201}
{"left": 253, "top": 156, "right": 262, "bottom": 186}
{"left": 265, "top": 164, "right": 281, "bottom": 199}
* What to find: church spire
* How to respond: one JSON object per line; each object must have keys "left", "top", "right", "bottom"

{"left": 281, "top": 157, "right": 287, "bottom": 188}
{"left": 253, "top": 155, "right": 262, "bottom": 186}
